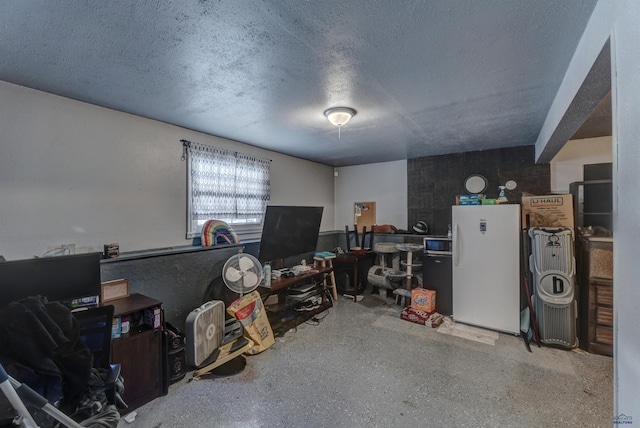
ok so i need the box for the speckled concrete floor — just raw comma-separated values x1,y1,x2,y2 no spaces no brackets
117,294,613,428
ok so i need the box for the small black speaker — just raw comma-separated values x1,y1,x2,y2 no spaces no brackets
168,350,186,382
165,322,185,351
163,321,187,387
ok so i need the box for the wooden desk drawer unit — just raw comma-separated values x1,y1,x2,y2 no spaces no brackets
577,236,613,357
595,325,613,345
587,277,613,356
110,293,165,411
595,283,613,306
596,305,613,326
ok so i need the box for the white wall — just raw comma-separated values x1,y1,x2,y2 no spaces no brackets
334,160,407,231
550,136,612,192
0,81,334,260
334,154,586,233
611,0,640,417
537,0,639,416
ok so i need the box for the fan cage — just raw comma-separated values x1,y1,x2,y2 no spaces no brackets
222,253,264,295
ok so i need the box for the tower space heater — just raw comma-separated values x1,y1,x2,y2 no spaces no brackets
528,227,577,349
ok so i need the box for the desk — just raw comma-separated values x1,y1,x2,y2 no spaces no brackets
258,266,333,336
259,266,333,294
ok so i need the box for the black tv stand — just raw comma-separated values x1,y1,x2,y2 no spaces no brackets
258,265,333,336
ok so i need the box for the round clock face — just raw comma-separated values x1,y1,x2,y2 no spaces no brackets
464,174,488,194
505,180,517,191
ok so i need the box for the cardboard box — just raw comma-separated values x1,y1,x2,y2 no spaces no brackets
521,194,574,229
144,306,161,329
455,194,483,205
111,317,121,339
400,307,443,328
411,288,436,312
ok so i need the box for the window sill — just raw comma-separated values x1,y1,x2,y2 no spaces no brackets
186,225,262,240
100,241,256,263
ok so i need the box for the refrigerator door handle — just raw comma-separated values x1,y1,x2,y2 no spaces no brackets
453,223,459,266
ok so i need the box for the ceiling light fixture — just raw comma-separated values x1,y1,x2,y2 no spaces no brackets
324,107,356,138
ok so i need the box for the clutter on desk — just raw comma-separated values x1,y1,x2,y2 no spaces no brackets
286,282,318,301
262,262,272,287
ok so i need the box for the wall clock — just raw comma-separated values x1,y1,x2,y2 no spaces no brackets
464,174,488,194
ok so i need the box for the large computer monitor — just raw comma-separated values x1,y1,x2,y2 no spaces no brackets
258,206,323,263
0,252,102,309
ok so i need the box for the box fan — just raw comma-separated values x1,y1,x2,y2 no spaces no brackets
185,300,225,368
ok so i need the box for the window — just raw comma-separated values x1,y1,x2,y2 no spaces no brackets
182,140,270,238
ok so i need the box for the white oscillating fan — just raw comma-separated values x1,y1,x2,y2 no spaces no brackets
222,253,263,296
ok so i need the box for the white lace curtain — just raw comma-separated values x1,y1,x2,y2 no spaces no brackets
185,141,270,223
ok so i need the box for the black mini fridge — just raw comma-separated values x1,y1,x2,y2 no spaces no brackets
422,252,452,316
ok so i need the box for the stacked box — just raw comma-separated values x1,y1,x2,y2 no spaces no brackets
400,307,443,327
411,288,436,312
144,306,161,329
111,317,121,339
456,195,482,205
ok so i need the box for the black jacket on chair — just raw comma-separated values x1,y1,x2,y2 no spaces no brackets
0,296,93,414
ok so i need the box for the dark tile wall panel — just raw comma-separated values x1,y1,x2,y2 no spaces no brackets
100,235,339,330
101,245,244,331
408,146,550,236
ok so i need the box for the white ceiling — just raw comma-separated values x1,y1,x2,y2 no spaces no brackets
0,1,599,167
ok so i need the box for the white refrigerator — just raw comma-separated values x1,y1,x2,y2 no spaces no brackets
452,204,521,334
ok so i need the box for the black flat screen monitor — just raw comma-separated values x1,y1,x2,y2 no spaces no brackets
258,206,323,263
0,252,102,309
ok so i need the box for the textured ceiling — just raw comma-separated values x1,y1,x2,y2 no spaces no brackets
0,1,599,167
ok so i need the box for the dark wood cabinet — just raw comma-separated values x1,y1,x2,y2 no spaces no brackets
110,293,165,410
577,237,613,356
422,253,452,316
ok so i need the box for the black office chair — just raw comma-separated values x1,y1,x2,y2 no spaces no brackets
71,305,122,407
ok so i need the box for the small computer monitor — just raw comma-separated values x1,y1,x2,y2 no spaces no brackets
0,252,102,309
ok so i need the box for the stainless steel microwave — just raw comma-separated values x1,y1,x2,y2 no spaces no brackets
423,236,452,255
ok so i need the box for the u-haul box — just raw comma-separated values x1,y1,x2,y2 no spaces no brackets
521,194,573,229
